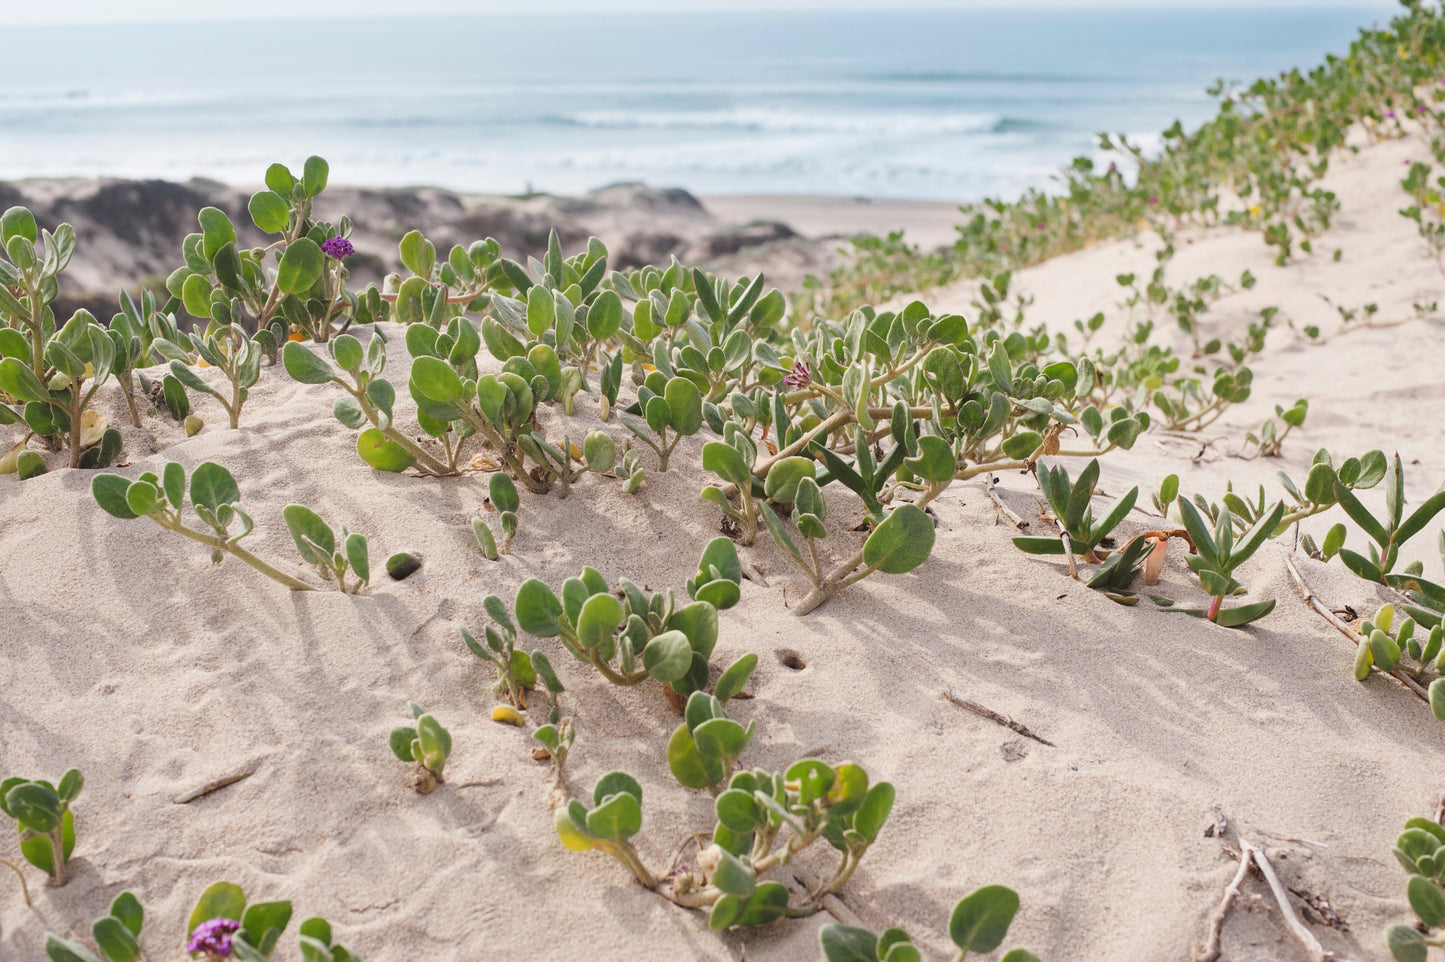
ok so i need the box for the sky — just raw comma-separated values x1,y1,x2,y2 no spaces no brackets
10,0,1401,25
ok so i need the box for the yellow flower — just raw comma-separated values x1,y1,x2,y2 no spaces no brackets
1249,205,1261,217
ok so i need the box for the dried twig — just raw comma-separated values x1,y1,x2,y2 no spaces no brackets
174,768,255,804
1243,839,1329,962
1283,554,1430,701
0,856,31,906
1195,846,1252,962
742,560,770,588
1061,530,1078,579
985,475,1028,530
941,691,1055,747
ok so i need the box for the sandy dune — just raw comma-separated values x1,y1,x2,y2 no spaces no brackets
2,130,1443,962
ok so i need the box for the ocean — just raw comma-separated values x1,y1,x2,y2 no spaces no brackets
0,7,1390,202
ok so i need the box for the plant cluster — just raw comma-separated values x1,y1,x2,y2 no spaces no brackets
1,769,82,887
1387,816,1445,960
45,881,365,962
91,461,370,592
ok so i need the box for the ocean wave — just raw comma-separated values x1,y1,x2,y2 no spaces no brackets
553,107,1007,137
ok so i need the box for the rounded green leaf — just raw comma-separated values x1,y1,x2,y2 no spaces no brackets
693,717,750,760
416,714,451,772
642,630,694,683
91,915,140,962
0,356,51,404
715,788,759,832
714,654,757,704
489,471,520,514
664,377,702,436
586,791,641,841
702,441,749,487
356,428,416,472
44,935,103,962
1385,924,1428,962
2,206,38,244
188,881,248,935
818,925,881,962
906,434,956,484
515,578,564,638
124,480,160,517
93,474,141,520
1000,431,1043,459
695,579,740,611
1430,677,1445,721
949,885,1019,955
786,758,835,805
283,504,336,565
583,431,617,473
667,723,722,790
283,342,335,384
577,593,624,650
189,462,240,513
277,239,324,295
389,726,417,761
863,504,935,574
555,806,596,851
248,190,291,234
711,849,757,898
5,782,61,833
587,289,624,339
1407,875,1445,927
764,456,815,503
302,156,330,197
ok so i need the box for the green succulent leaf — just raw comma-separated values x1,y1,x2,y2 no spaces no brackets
949,885,1019,955
277,239,324,295
642,630,694,683
863,504,935,574
188,881,248,935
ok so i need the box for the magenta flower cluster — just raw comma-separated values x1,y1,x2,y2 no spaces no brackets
321,236,354,260
187,918,241,959
783,360,811,389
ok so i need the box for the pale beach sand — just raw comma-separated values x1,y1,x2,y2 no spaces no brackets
1,129,1443,962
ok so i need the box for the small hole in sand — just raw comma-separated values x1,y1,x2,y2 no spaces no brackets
777,649,807,671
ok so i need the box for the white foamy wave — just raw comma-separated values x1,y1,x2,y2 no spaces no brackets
557,107,1005,138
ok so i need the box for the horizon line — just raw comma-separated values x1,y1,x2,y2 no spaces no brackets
8,2,1400,28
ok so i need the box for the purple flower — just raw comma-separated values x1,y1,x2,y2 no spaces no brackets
1386,109,1396,119
187,918,241,959
1147,196,1158,206
783,360,810,389
1419,105,1429,114
320,236,354,260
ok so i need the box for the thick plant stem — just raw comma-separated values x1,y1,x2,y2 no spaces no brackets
121,375,142,427
48,830,65,886
163,519,315,591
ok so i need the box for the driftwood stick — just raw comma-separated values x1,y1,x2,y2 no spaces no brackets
942,690,1055,747
1195,846,1252,962
1243,839,1329,962
1283,554,1430,701
174,768,255,804
985,475,1028,530
791,866,863,927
